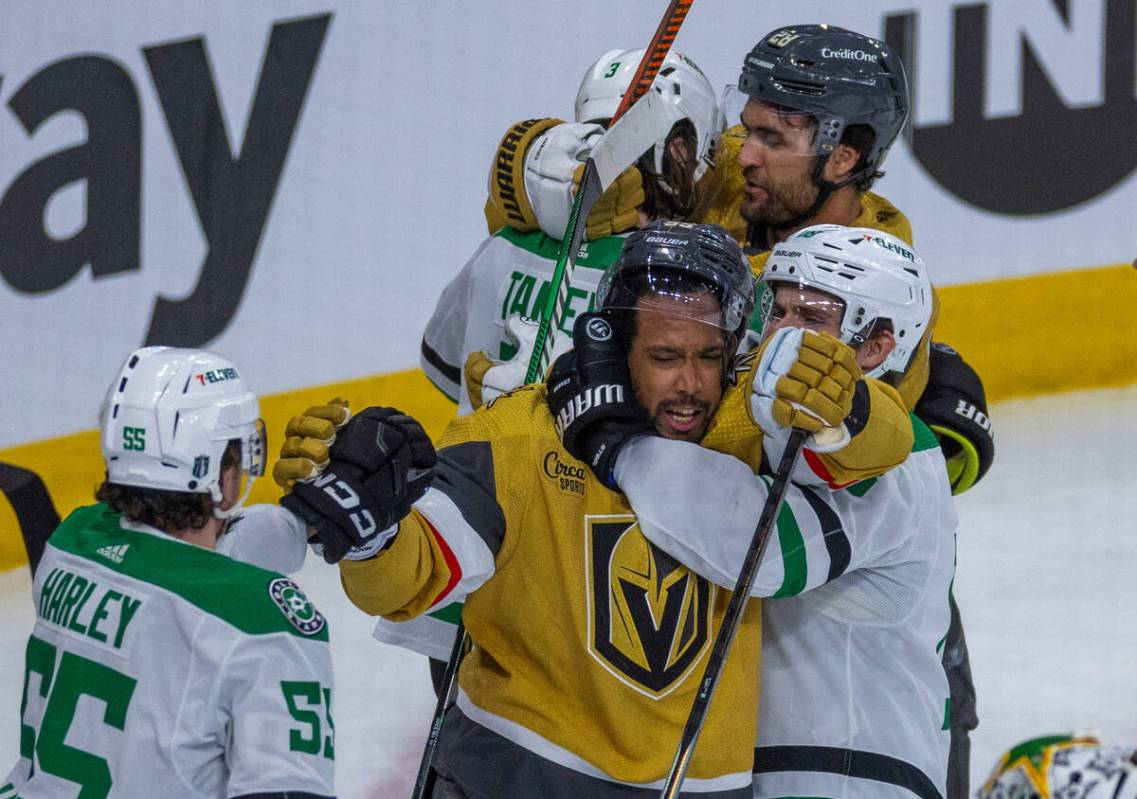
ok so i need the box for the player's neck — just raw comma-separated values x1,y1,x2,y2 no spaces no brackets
167,518,223,550
769,187,863,244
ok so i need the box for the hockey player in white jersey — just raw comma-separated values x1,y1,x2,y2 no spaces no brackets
419,46,724,414
3,347,336,799
548,225,956,798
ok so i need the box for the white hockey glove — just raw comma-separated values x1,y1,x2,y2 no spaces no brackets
525,122,605,240
750,327,861,453
523,123,646,242
464,315,572,410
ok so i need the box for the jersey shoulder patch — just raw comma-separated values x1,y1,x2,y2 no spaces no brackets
267,577,327,636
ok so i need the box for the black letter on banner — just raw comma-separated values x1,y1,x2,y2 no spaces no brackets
142,13,331,346
0,57,142,292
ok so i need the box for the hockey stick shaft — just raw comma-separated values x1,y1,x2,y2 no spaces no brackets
659,428,809,798
412,6,695,798
525,0,694,385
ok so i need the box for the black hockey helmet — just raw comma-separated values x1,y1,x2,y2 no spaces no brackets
597,220,755,341
738,24,909,181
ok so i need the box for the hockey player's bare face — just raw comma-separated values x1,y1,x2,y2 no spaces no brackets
764,285,845,339
737,100,821,227
627,293,725,443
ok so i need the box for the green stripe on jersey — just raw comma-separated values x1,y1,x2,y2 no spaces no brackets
47,504,328,642
764,477,807,598
846,478,877,497
495,227,626,269
911,414,940,452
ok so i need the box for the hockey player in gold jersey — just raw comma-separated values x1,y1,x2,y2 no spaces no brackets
278,222,919,798
478,27,992,796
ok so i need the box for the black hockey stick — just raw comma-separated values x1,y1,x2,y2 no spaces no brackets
659,428,809,798
411,5,695,798
0,462,61,576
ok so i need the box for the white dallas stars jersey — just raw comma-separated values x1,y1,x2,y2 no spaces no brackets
393,226,626,660
3,504,334,799
419,226,625,412
616,418,956,799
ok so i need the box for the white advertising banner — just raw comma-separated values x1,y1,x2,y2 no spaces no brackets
1,0,1133,447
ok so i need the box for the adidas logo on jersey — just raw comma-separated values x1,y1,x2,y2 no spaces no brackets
96,544,130,564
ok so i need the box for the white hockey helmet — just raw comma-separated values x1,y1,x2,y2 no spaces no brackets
100,347,266,518
575,48,724,183
761,225,933,378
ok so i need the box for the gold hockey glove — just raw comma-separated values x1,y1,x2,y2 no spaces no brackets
273,398,352,491
576,162,644,240
773,331,861,432
485,117,565,234
750,328,861,443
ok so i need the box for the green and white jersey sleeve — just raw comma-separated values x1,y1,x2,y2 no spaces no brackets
615,419,957,799
5,504,335,799
418,227,625,410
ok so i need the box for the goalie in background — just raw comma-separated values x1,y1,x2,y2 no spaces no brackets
4,346,336,799
978,733,1137,798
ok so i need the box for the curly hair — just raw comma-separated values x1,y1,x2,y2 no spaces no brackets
96,440,240,531
638,119,704,221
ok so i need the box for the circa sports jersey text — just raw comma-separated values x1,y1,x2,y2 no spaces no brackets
543,451,586,496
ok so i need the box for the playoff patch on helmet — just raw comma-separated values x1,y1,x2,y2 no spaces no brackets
269,577,326,635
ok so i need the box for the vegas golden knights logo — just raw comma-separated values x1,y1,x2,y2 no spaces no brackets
586,517,713,698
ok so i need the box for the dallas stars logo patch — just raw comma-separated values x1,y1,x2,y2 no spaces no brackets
269,578,325,636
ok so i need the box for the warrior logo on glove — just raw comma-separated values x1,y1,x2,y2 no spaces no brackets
585,315,613,342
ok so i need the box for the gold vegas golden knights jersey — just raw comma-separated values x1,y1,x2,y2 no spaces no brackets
342,384,763,796
339,363,913,796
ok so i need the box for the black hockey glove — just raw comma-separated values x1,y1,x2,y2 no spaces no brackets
546,311,654,490
915,343,994,495
282,407,436,563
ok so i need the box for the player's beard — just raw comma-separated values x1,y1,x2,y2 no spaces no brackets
739,164,821,230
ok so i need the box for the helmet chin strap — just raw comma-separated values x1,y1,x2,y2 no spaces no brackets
771,157,841,237
749,158,864,250
210,475,254,521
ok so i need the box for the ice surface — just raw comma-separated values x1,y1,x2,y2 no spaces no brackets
1,385,1134,797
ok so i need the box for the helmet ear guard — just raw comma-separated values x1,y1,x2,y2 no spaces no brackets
100,346,265,518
